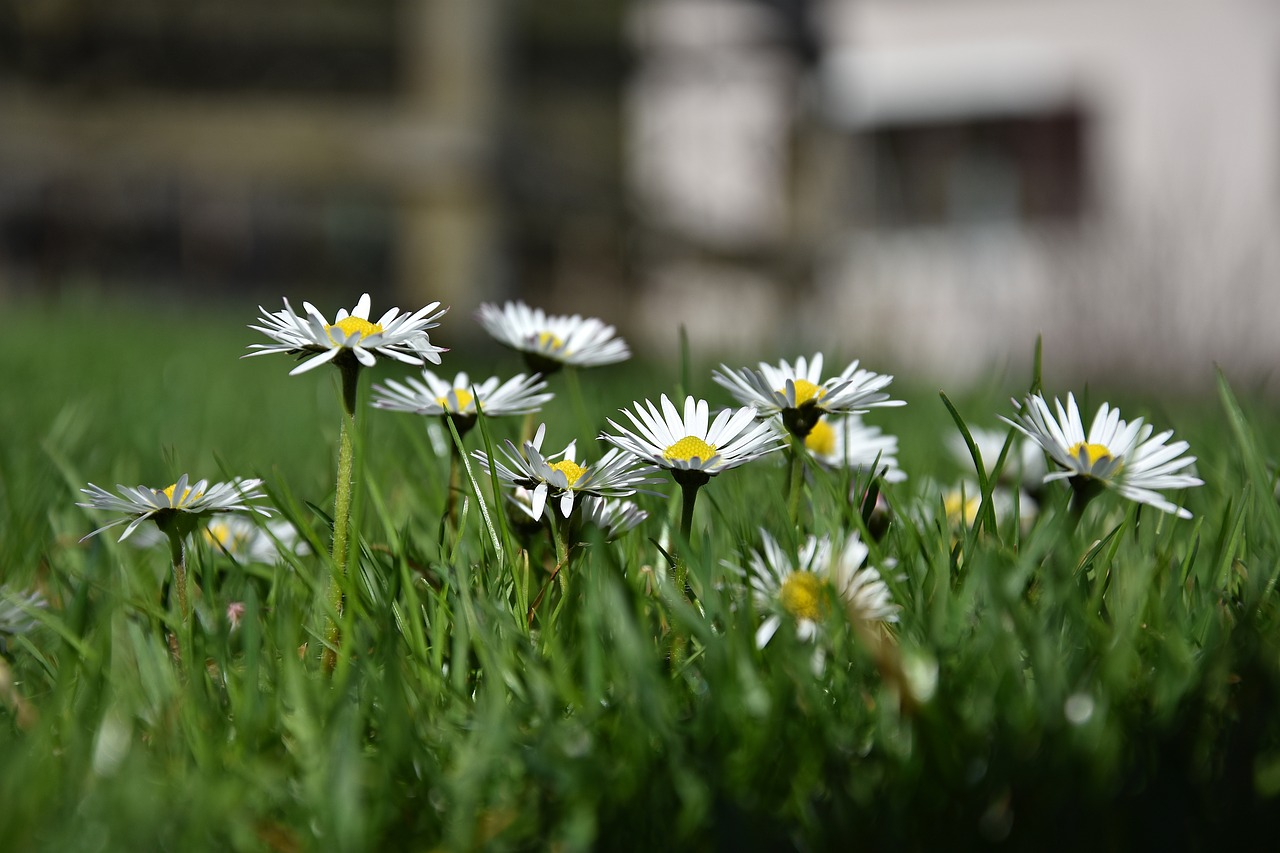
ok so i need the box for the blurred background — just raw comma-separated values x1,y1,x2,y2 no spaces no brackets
2,0,1279,391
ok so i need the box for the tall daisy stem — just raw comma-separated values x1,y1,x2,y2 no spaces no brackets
786,437,805,528
323,358,361,672
564,367,591,440
165,528,190,624
669,480,701,672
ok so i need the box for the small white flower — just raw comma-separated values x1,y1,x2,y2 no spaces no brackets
203,517,310,564
1002,393,1203,518
78,474,273,542
733,529,898,649
580,496,649,540
947,426,1046,492
475,425,656,519
0,587,46,638
600,395,784,485
475,300,629,372
713,353,904,437
798,415,907,483
371,370,551,421
245,293,447,375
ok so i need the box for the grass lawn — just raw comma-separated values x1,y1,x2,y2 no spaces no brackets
2,293,1280,850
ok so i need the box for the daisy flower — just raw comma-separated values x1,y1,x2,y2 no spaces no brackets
0,586,46,640
1002,393,1203,518
713,353,904,439
799,414,907,483
475,424,656,519
580,496,649,540
600,395,783,488
475,300,629,373
947,426,1046,493
129,517,310,565
737,529,898,650
78,474,273,542
371,370,552,435
245,292,447,376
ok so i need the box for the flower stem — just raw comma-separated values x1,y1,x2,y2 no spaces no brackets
165,528,190,624
786,436,805,528
669,480,702,672
323,358,361,673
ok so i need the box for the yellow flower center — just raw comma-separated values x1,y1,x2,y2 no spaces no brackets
204,521,231,547
1068,441,1118,472
780,572,825,621
782,379,826,407
944,492,981,526
664,436,717,463
327,315,383,343
162,483,204,507
436,388,474,413
537,331,565,350
804,420,837,456
549,460,587,486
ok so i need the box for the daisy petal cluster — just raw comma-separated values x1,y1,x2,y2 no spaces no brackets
372,370,551,418
600,395,784,486
713,353,904,438
476,300,629,373
1003,393,1203,518
78,474,273,542
947,426,1047,493
580,496,649,540
246,293,447,375
0,586,46,639
735,529,898,649
799,415,907,483
476,425,656,519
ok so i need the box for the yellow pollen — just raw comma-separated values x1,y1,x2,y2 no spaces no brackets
327,315,383,343
549,460,587,486
436,388,474,413
664,436,717,463
1068,441,1117,471
782,379,826,407
537,330,565,350
780,572,825,621
204,522,231,547
804,420,837,456
162,483,204,506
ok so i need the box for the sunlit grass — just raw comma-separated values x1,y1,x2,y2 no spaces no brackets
2,296,1280,849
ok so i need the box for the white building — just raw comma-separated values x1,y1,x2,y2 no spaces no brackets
626,0,1280,390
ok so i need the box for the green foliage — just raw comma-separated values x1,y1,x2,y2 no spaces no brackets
3,299,1280,850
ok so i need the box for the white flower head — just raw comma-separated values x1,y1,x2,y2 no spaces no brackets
947,426,1047,492
733,529,898,649
600,395,784,487
0,586,46,638
372,370,551,418
245,293,447,375
1002,393,1203,518
78,475,273,542
475,424,656,519
580,496,649,540
798,414,907,483
203,517,310,564
713,353,904,438
475,300,629,373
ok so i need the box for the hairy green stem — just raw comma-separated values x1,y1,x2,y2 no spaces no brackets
323,358,361,673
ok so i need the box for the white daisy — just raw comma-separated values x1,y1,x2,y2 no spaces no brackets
203,517,310,565
475,300,629,373
580,496,649,540
712,353,904,438
799,415,907,483
1002,393,1203,518
78,474,273,542
600,395,784,487
371,369,552,437
0,586,46,639
245,292,447,375
920,480,1037,531
475,424,656,519
947,426,1046,492
736,529,898,649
